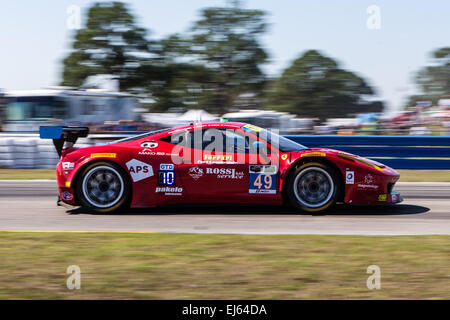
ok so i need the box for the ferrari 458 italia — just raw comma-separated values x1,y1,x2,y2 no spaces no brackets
40,122,402,214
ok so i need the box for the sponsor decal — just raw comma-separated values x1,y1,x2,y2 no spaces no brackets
249,165,277,174
138,148,153,155
378,194,387,202
358,184,379,190
301,152,326,157
126,159,154,182
392,193,398,203
158,164,175,186
249,165,277,194
364,174,374,184
61,191,73,201
357,174,379,190
160,163,174,171
205,167,244,179
203,154,233,162
189,166,204,180
139,149,176,157
155,186,183,196
281,154,288,161
90,153,116,159
62,162,75,170
345,171,354,184
197,160,237,164
65,181,71,188
141,141,158,148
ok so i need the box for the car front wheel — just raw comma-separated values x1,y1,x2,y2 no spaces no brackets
287,161,340,213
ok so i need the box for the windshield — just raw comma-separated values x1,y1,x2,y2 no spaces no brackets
5,96,67,121
241,124,308,152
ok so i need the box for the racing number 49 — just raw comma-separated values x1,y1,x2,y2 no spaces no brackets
253,174,273,190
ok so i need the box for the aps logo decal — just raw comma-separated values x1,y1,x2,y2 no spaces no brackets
126,159,154,182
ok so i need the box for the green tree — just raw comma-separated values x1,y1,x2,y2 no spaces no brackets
408,47,450,107
416,47,450,96
158,0,269,114
268,50,381,119
61,1,154,91
145,35,216,112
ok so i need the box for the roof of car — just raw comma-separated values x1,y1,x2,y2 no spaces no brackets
166,121,247,133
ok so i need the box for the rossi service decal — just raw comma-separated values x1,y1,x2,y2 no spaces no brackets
126,159,154,182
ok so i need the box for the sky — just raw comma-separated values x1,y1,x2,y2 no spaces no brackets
0,0,449,114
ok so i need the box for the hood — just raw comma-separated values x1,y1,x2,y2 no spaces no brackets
295,148,398,174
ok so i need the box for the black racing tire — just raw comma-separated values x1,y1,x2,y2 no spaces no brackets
76,161,131,214
286,161,340,213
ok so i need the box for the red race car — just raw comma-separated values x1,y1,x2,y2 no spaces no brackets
40,122,402,214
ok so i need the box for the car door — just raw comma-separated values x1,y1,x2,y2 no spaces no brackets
237,127,280,197
170,127,248,202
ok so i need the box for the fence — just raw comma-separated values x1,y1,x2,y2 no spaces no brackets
286,135,450,170
0,135,94,169
1,134,450,169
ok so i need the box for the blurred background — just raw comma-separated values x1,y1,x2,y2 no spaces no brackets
0,0,449,135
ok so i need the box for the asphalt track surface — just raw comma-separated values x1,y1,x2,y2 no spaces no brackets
0,181,449,235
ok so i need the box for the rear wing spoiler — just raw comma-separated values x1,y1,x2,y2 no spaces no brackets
39,126,89,156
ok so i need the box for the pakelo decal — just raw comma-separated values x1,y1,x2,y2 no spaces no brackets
126,159,154,182
155,186,183,196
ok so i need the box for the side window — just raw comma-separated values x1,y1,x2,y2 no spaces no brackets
223,129,248,154
158,130,189,148
240,130,272,155
159,128,228,151
158,128,271,155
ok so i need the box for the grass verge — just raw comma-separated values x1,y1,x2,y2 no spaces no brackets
0,169,55,180
397,170,450,182
0,232,448,299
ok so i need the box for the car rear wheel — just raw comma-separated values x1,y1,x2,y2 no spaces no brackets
76,161,130,213
287,161,340,213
